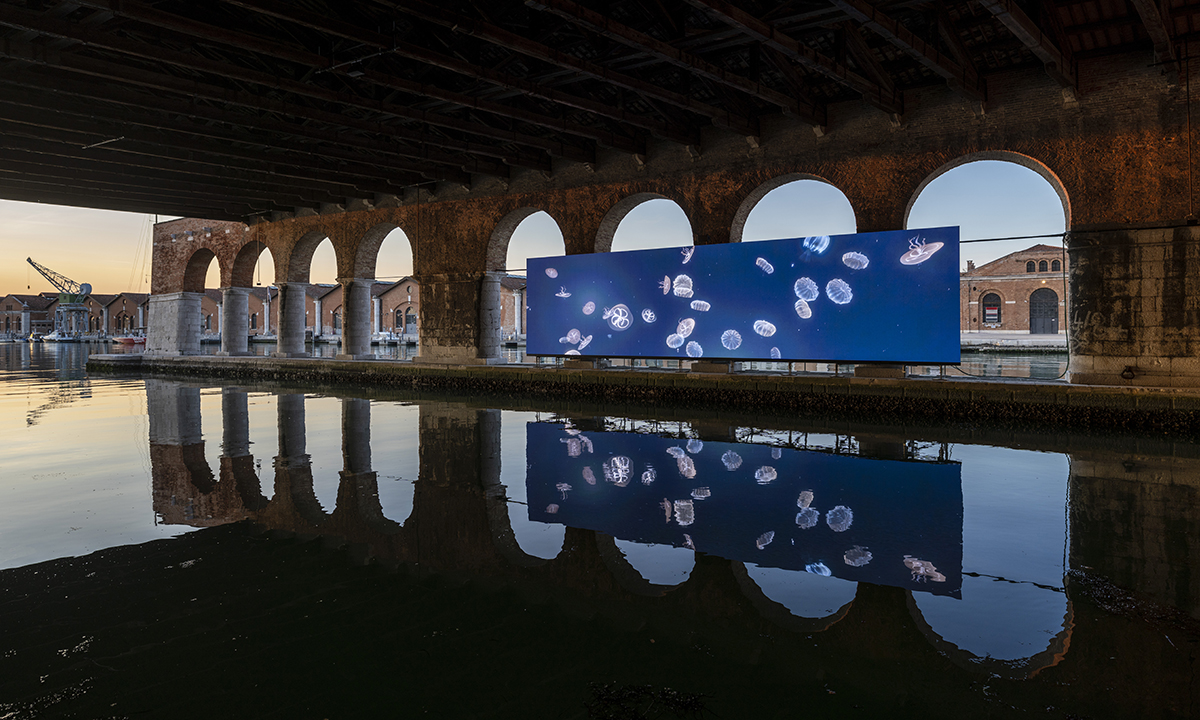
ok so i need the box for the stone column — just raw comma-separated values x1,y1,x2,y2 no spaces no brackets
336,278,373,360
313,297,323,338
272,282,309,357
372,297,381,335
414,273,506,365
21,309,30,336
101,306,110,337
218,287,251,356
145,291,204,355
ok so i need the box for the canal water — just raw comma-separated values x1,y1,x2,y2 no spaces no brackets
1,342,1196,718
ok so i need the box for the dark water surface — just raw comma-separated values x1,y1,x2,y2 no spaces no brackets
1,342,1197,718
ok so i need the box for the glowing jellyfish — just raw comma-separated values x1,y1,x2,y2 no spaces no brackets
672,274,694,298
793,277,819,302
826,505,853,532
609,456,632,485
825,279,853,305
805,562,832,576
556,482,572,499
756,531,775,550
660,276,672,294
566,328,581,344
546,503,559,514
545,268,558,278
641,308,656,323
641,467,656,485
756,257,774,274
559,336,571,344
582,467,596,485
796,490,814,508
603,304,633,331
555,287,571,298
674,499,695,526
794,299,812,319
578,334,593,351
795,507,819,529
770,347,781,360
690,300,711,312
666,446,687,459
803,235,830,254
686,439,704,454
666,333,685,349
565,349,581,356
900,236,944,265
771,447,782,460
582,301,596,315
685,341,703,358
677,318,695,338
842,251,869,270
754,466,777,484
721,450,743,470
681,247,694,264
721,330,742,350
691,487,711,500
904,555,947,582
844,546,873,567
753,320,776,338
676,455,697,478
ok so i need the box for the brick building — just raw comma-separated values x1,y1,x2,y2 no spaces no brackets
1,294,54,337
105,293,149,334
376,278,419,337
200,287,279,335
960,245,1068,334
499,276,526,342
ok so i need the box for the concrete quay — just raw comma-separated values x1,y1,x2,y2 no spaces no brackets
961,332,1067,352
89,353,1200,435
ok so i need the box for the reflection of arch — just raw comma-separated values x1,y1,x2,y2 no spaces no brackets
732,563,855,632
487,207,547,271
730,173,853,243
484,474,555,568
594,533,689,596
596,192,690,253
906,591,1074,679
286,230,336,283
230,240,273,288
182,248,218,293
904,151,1072,228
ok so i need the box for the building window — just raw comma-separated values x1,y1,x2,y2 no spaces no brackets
1051,259,1061,272
1038,260,1048,272
250,313,258,330
1025,261,1035,273
982,293,1001,324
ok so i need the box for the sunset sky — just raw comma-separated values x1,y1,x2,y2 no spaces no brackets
1,160,1066,295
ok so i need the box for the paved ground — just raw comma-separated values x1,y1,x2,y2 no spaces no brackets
961,331,1066,349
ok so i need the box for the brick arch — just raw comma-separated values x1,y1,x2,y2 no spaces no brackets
595,191,692,254
284,229,339,284
181,247,219,293
353,221,413,280
729,172,856,243
230,238,273,289
903,150,1072,229
486,206,553,271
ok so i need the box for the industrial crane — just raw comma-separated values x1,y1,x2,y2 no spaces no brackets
26,257,93,340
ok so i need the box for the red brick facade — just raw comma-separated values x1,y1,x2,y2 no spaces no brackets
960,245,1068,333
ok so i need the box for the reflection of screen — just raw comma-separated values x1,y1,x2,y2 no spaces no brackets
526,422,964,597
526,227,960,363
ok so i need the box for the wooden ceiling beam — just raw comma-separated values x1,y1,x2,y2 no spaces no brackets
976,0,1076,88
1127,0,1176,64
0,177,259,220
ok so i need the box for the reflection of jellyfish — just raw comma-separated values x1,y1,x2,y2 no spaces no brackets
826,505,853,532
796,490,814,508
561,437,584,457
770,347,781,360
793,277,819,302
721,450,742,470
666,333,684,349
691,487,710,500
661,499,672,522
582,467,596,485
578,334,593,351
674,499,695,526
690,300,710,312
683,534,695,550
556,482,572,499
721,330,742,350
756,531,775,550
566,328,581,344
641,467,656,485
795,507,819,529
606,456,632,486
794,299,812,319
904,555,947,582
825,279,852,305
660,276,672,294
681,247,694,264
685,341,703,358
603,304,633,331
771,447,782,460
844,546,873,567
677,318,695,338
900,237,944,266
842,252,869,269
546,504,559,514
555,287,571,298
666,446,686,459
755,257,774,274
545,268,558,278
803,236,830,254
672,274,694,298
676,455,697,478
754,466,777,484
582,301,596,315
686,439,703,454
753,320,776,337
641,308,656,323
805,562,831,576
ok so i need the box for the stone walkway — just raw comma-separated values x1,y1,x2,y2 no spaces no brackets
961,331,1066,350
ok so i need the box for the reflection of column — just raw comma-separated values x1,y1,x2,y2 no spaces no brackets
272,392,327,526
145,292,204,355
146,380,225,525
218,287,251,356
273,282,308,357
220,387,268,511
342,398,372,474
337,278,373,359
277,392,307,465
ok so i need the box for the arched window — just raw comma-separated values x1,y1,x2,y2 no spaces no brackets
982,293,1002,324
1025,261,1036,273
1051,259,1061,272
1038,260,1048,272
394,308,403,330
250,313,257,330
332,310,341,331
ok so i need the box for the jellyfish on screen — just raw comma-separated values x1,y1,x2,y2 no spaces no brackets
582,301,595,315
565,349,581,356
555,287,571,298
545,268,558,278
825,279,853,305
721,330,742,350
681,247,694,264
802,236,830,254
685,341,703,358
566,328,581,344
673,274,694,298
641,308,656,323
755,257,774,274
603,304,633,331
826,505,853,532
677,318,695,338
794,299,812,319
900,236,944,265
842,252,869,270
666,333,684,349
578,334,593,351
753,320,776,338
690,300,710,312
660,276,672,294
770,347,781,359
794,277,819,302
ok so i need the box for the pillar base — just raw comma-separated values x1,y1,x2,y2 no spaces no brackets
689,360,738,373
1068,354,1200,388
564,358,610,369
854,364,906,379
270,352,311,359
215,351,254,357
414,344,506,365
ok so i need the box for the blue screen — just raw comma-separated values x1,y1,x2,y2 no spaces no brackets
526,422,964,596
526,227,960,363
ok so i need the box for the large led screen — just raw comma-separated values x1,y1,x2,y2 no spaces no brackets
526,227,960,364
526,422,964,597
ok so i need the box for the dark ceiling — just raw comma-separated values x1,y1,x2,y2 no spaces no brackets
0,0,1189,220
